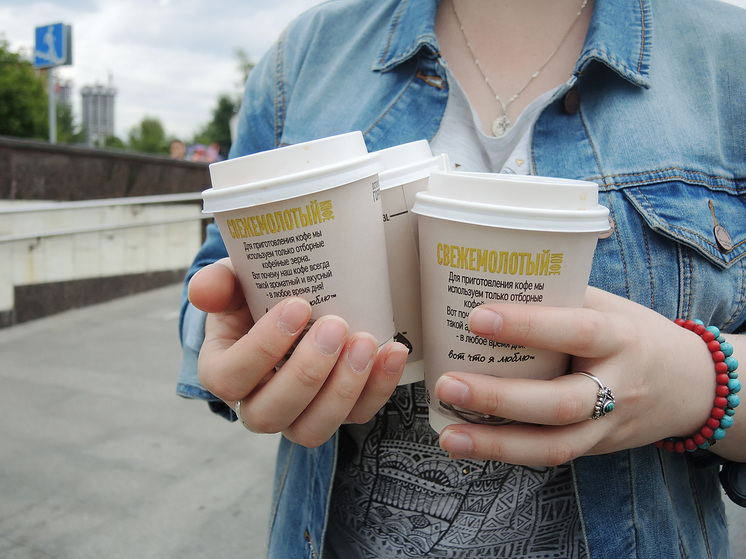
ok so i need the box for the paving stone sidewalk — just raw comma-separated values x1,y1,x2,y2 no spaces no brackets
0,284,278,559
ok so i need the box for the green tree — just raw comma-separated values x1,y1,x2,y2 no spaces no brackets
0,37,48,139
104,135,126,149
56,102,86,144
191,48,255,151
234,47,255,89
128,116,169,154
192,94,237,149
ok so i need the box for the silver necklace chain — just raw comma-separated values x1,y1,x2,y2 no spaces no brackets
452,0,588,137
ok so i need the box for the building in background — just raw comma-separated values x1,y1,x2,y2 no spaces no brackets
81,83,116,146
55,79,73,109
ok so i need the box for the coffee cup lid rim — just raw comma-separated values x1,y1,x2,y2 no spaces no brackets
379,154,449,190
430,169,594,188
202,153,380,213
412,192,610,233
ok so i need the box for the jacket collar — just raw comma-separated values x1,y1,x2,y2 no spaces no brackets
373,0,652,89
579,0,653,88
373,0,441,71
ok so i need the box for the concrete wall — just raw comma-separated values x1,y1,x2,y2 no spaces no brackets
0,137,211,327
0,136,210,201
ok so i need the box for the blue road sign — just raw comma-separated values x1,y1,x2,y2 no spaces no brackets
34,23,72,69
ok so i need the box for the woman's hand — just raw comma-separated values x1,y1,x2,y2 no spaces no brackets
189,258,409,447
437,286,746,465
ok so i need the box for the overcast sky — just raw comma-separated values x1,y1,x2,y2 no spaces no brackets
1,0,324,140
2,0,745,142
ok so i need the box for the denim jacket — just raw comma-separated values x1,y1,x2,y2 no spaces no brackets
178,0,746,556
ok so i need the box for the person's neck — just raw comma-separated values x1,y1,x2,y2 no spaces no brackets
435,0,593,136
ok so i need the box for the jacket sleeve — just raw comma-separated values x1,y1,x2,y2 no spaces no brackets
176,37,284,418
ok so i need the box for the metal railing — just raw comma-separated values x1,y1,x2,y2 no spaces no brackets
0,192,212,244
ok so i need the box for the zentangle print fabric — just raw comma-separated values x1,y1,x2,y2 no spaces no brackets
325,383,586,559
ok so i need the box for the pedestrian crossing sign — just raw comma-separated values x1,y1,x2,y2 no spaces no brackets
34,23,72,69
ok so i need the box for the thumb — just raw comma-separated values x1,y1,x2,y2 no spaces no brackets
188,258,246,313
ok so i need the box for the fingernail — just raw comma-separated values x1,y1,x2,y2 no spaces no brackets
346,336,377,373
436,375,470,407
384,344,409,375
314,318,348,356
440,429,473,457
278,299,311,335
469,307,502,336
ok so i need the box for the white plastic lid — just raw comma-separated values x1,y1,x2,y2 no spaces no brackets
202,131,381,213
376,139,432,171
375,141,451,191
412,170,610,233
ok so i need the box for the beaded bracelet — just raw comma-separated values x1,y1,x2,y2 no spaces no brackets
655,319,740,453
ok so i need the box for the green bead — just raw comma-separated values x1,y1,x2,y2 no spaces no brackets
727,394,740,408
713,428,726,440
604,402,615,413
706,325,721,338
728,379,741,393
725,356,739,372
720,342,734,357
720,415,734,429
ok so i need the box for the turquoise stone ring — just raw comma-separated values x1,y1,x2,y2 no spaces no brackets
572,371,616,420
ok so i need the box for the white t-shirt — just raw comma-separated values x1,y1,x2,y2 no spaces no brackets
430,70,557,175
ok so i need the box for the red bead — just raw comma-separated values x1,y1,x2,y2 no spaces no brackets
654,440,664,448
662,318,734,455
701,331,716,343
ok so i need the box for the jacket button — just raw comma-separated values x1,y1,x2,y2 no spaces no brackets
564,88,581,114
714,225,734,252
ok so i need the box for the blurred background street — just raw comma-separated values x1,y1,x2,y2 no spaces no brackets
0,284,279,558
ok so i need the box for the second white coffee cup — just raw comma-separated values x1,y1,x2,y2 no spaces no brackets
376,140,450,384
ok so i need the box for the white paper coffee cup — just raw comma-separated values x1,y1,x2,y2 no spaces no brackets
412,171,610,432
376,140,450,384
202,131,395,347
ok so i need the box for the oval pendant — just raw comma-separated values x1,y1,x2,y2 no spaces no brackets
492,114,511,137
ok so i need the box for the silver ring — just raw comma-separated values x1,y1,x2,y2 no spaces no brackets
234,399,254,431
572,371,616,420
